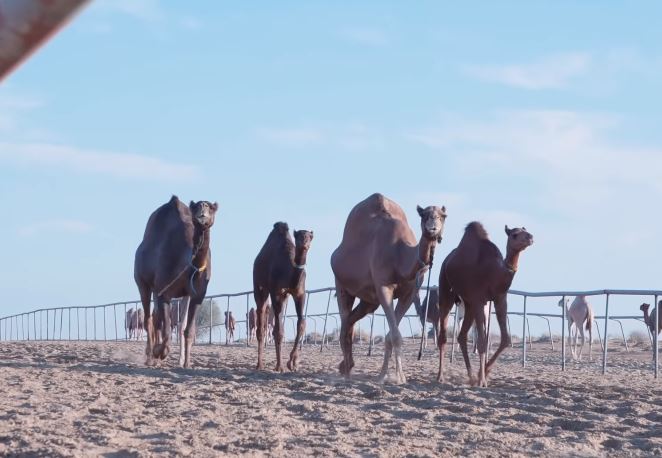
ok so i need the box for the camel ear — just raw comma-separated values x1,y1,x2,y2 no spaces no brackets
505,225,512,236
310,231,314,239
189,200,195,209
211,202,218,212
417,205,425,217
441,206,447,214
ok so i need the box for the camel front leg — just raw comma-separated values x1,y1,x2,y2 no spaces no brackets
456,305,475,385
376,286,406,384
271,294,285,373
485,296,511,376
181,299,200,368
178,297,190,367
435,284,455,383
254,290,268,370
287,292,306,371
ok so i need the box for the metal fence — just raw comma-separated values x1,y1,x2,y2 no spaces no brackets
0,287,659,378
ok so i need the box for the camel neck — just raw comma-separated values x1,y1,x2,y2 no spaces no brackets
293,249,308,268
406,237,436,281
642,308,651,327
192,227,210,267
504,248,521,274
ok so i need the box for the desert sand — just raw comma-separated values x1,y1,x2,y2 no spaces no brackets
1,338,661,457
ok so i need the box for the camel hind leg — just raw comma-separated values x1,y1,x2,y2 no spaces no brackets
435,281,455,383
456,304,476,385
178,297,190,367
471,302,489,387
270,293,286,373
253,288,269,370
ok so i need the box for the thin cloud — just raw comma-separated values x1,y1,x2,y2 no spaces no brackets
0,93,42,131
339,27,388,47
257,127,324,147
464,53,591,90
0,142,200,181
18,219,93,237
408,109,662,211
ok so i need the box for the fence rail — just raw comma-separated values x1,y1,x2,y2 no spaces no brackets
1,287,659,378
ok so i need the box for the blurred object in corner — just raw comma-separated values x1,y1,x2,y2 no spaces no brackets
0,0,90,83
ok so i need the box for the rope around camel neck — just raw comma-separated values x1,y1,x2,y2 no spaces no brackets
156,234,206,297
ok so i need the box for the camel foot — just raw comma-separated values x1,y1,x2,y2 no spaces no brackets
287,357,298,372
436,372,444,383
274,364,284,373
256,363,264,371
468,376,478,386
152,343,170,360
338,359,354,376
145,356,156,367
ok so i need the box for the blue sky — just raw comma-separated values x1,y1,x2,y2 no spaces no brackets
1,1,662,329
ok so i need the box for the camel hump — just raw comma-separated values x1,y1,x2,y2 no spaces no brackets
363,193,406,220
169,195,180,205
272,221,290,233
463,221,490,240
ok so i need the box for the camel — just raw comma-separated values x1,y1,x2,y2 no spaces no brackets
134,195,218,367
436,222,533,387
266,302,275,344
253,222,314,372
135,308,145,340
331,193,447,384
558,296,594,361
247,307,257,343
126,308,136,339
224,311,236,343
640,302,662,356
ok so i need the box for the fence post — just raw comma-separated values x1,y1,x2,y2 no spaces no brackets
225,296,231,345
561,295,566,371
246,294,250,348
209,299,214,345
522,296,527,367
113,304,118,341
602,293,610,375
655,294,659,379
367,314,375,356
320,289,332,352
77,308,80,341
451,309,459,363
301,292,310,348
46,310,49,340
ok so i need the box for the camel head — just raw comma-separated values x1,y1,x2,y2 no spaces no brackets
505,226,533,252
293,229,314,266
416,205,447,243
190,200,218,229
557,298,569,308
640,303,651,313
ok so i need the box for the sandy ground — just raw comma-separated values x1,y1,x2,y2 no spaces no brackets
1,338,661,457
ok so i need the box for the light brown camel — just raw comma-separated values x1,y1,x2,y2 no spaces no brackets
247,307,257,343
253,222,314,372
224,311,236,343
437,222,533,387
134,195,218,367
558,296,594,361
126,308,136,339
331,193,447,384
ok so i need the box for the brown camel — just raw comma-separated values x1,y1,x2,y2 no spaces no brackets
640,302,662,355
134,195,218,367
436,222,533,387
253,222,314,371
247,307,257,343
224,311,236,343
331,193,447,384
126,308,136,339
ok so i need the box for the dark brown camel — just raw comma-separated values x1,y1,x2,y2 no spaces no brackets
253,222,314,371
331,193,447,384
247,307,257,343
134,195,218,367
640,302,662,355
436,222,533,387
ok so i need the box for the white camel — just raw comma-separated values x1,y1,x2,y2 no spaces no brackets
558,296,594,361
